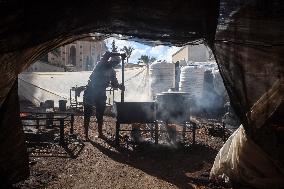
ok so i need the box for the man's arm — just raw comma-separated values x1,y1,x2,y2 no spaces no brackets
75,86,87,97
110,69,124,90
98,52,125,66
100,51,112,63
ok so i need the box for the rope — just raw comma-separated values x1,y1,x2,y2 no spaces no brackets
19,82,42,103
19,67,148,104
125,67,146,83
137,70,147,90
18,78,69,100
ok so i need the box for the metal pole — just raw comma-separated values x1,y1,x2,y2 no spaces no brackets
75,85,78,109
70,114,74,135
69,89,72,107
109,89,111,105
115,121,120,146
59,118,65,145
112,88,115,104
121,57,125,102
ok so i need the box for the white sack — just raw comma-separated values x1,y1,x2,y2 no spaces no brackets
210,125,284,189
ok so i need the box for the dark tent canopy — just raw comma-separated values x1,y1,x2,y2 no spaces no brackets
0,0,283,186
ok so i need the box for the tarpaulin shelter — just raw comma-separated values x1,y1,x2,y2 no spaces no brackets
0,0,283,187
18,68,149,107
210,1,284,187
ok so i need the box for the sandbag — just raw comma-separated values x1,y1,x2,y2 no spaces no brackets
210,125,284,189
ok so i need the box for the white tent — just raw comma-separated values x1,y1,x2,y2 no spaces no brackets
18,67,150,107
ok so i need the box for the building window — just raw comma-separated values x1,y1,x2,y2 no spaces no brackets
80,59,82,61
62,58,65,61
80,52,82,55
80,45,82,48
70,46,76,66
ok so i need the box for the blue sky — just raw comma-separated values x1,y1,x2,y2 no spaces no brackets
105,37,180,64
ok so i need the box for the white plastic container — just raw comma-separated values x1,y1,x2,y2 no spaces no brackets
179,65,205,100
149,61,175,99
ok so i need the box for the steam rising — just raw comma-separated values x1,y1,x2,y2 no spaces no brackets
111,67,151,102
18,61,227,115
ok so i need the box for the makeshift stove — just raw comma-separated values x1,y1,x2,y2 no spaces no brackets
113,101,158,145
114,92,196,145
156,92,196,144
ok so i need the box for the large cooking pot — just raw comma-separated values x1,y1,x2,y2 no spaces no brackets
114,101,156,123
156,92,190,123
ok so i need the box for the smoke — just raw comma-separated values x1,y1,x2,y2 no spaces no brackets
178,63,228,117
198,69,225,115
124,68,151,102
113,63,228,144
111,67,151,102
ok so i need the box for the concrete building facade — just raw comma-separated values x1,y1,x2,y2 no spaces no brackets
172,44,214,65
48,38,107,71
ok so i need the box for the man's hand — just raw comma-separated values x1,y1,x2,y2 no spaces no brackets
75,86,86,97
120,53,127,60
109,52,126,60
119,84,125,91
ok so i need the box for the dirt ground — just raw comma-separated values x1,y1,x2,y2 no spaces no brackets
15,116,232,189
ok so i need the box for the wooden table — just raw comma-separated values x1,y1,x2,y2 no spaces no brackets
20,111,74,145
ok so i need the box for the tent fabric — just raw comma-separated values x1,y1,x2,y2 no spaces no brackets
0,0,283,185
0,80,29,184
211,0,284,186
18,67,150,107
214,0,284,133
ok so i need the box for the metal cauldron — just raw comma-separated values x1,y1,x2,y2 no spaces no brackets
114,101,156,123
156,92,190,123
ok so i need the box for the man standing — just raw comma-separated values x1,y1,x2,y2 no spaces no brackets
83,51,125,139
